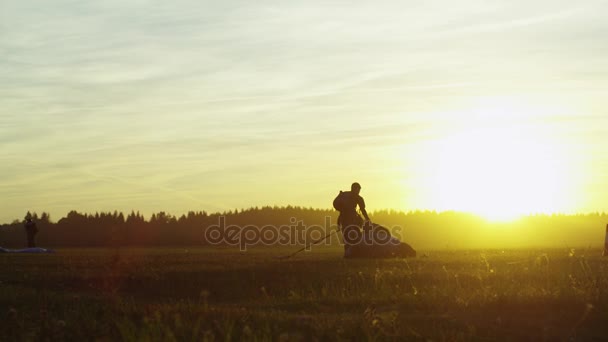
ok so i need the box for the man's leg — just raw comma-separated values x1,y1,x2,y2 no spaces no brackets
342,223,362,258
27,231,35,248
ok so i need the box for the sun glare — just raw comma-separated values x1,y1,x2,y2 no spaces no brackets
413,97,581,222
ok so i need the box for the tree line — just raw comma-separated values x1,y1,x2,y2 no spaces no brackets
1,207,607,249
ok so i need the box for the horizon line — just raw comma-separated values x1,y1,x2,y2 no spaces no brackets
5,206,608,225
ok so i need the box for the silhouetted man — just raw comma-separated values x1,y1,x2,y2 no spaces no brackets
24,218,38,248
337,182,371,255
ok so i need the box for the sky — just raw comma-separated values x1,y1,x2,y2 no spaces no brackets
1,0,608,223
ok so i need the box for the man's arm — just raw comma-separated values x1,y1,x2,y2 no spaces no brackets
359,197,371,221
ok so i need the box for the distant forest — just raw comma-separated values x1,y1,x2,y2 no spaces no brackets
1,207,607,249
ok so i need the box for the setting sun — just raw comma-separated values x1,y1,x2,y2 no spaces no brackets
410,97,584,221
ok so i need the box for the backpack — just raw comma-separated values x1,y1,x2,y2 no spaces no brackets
333,191,348,212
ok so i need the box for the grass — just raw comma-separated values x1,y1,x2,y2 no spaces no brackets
1,246,607,341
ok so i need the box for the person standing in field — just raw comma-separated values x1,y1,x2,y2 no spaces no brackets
334,182,371,255
24,218,38,248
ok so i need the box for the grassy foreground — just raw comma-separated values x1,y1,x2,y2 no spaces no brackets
1,247,607,341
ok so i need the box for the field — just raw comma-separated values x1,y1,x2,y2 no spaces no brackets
1,247,607,341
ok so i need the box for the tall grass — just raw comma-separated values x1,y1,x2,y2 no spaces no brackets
0,247,606,341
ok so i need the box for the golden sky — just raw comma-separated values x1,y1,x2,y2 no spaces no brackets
1,0,607,222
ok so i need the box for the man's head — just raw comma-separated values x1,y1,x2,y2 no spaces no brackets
351,182,361,195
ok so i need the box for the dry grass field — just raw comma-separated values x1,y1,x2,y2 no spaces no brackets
1,247,607,341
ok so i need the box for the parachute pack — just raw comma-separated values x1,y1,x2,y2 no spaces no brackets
333,191,348,212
